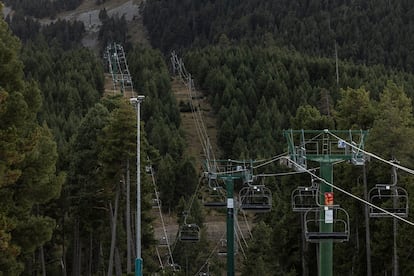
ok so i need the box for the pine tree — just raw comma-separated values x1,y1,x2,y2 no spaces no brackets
0,15,63,273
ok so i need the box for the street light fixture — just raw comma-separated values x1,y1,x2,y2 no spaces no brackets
130,95,145,276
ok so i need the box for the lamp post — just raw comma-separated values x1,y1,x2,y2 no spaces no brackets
130,95,145,276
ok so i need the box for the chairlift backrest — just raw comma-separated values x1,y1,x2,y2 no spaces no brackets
202,186,226,208
217,239,227,256
291,186,319,212
152,198,161,208
159,236,168,246
179,223,201,242
239,186,272,213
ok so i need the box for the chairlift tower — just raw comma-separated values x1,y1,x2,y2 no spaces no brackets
284,129,368,276
204,160,256,276
104,42,135,97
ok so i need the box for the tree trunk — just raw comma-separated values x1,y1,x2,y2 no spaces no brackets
88,232,93,276
115,246,123,276
107,185,120,276
62,213,67,276
72,218,81,276
40,245,46,276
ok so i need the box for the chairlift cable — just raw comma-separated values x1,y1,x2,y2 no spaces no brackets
235,214,249,249
148,159,176,266
235,230,247,259
328,130,414,175
241,210,253,238
256,160,346,178
193,232,226,276
185,175,204,216
252,153,288,169
155,246,164,270
256,171,307,177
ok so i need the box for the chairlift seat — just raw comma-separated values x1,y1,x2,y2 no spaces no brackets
240,203,272,212
304,207,350,243
203,201,227,208
306,232,349,242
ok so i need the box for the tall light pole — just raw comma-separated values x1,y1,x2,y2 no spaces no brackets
130,95,145,276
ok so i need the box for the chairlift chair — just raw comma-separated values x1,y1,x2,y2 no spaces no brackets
239,185,272,213
179,223,201,242
304,206,350,243
198,262,211,276
158,236,168,247
369,184,409,218
165,262,181,272
161,255,181,273
217,239,227,257
152,198,161,209
202,186,226,208
291,186,319,212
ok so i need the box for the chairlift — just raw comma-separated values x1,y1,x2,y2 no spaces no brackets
202,186,226,208
152,198,161,209
369,184,409,218
179,223,200,242
198,262,211,276
158,236,168,247
304,206,350,243
239,185,272,213
291,176,320,212
217,239,227,257
164,262,181,272
291,186,319,212
369,165,409,218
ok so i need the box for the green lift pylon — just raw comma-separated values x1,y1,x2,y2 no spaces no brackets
224,177,235,276
205,160,255,276
284,129,367,276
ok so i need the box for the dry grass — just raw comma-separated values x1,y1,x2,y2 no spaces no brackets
171,78,220,171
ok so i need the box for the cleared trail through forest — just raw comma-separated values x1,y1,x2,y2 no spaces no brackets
171,77,219,170
149,77,255,259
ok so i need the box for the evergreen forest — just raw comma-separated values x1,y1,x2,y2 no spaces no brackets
1,0,414,275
